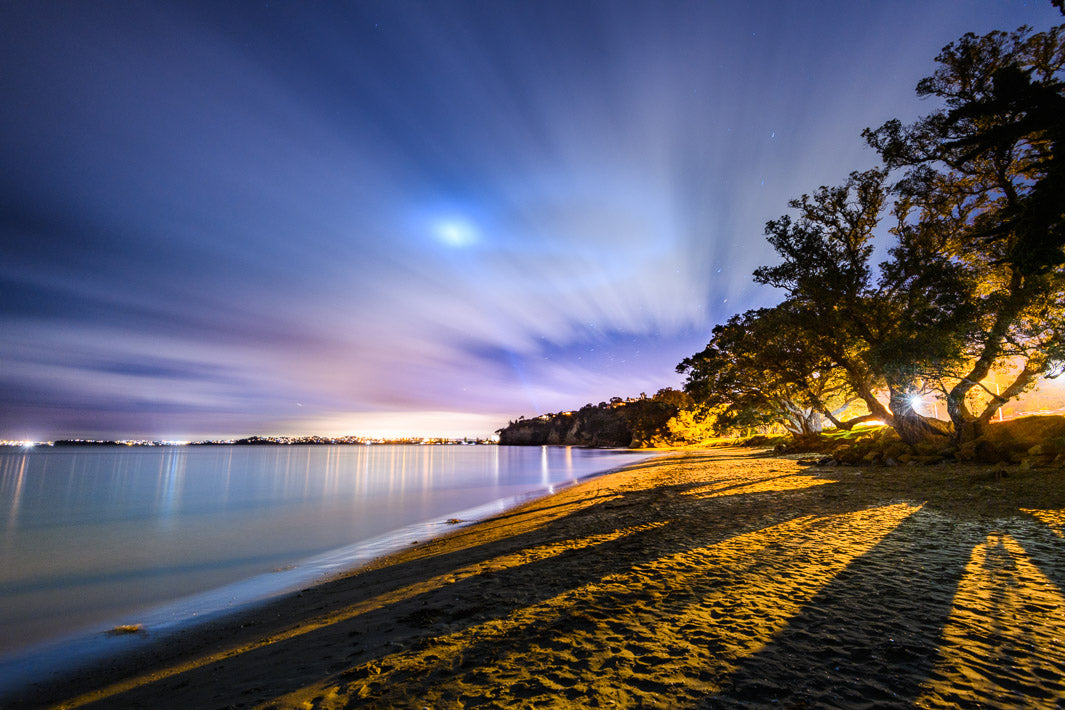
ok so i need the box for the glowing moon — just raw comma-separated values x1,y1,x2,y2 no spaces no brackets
433,219,478,248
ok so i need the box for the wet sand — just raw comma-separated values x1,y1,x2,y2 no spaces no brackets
6,448,1065,709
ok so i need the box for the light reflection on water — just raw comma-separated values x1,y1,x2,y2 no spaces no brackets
0,445,645,663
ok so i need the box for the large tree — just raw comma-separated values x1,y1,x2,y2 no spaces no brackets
683,24,1065,446
678,304,858,438
750,169,969,444
864,23,1065,441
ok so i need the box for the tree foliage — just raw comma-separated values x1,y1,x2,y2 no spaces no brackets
496,388,694,447
865,23,1065,440
677,305,854,437
683,23,1065,445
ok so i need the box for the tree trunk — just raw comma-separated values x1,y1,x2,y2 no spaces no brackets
781,400,824,437
820,409,878,431
946,389,980,443
889,392,946,445
951,414,983,444
801,410,824,436
949,358,1045,444
946,270,1028,440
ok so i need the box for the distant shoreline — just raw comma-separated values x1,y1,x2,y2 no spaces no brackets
0,438,500,448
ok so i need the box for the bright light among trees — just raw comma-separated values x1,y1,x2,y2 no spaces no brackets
680,22,1065,446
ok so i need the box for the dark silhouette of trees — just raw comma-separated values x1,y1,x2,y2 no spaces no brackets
623,388,693,444
496,389,692,447
677,305,857,438
761,169,980,443
683,23,1065,446
865,24,1065,441
682,170,970,444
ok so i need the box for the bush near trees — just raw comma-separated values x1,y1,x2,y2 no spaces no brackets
680,22,1065,447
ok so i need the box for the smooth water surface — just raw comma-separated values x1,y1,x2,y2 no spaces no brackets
0,445,645,666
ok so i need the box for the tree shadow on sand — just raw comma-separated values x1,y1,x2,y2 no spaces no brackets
704,465,1065,708
10,451,1065,709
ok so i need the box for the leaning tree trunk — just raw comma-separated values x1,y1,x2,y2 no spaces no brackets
948,399,982,444
889,392,948,445
799,410,824,437
781,400,824,438
948,358,1045,444
946,272,1033,444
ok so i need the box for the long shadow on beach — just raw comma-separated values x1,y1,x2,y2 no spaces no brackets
704,509,982,707
703,466,1065,708
2,452,867,707
8,450,1065,709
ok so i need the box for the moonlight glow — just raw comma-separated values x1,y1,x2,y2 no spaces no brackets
0,1,1060,440
433,219,478,248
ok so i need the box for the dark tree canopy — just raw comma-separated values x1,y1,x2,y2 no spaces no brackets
865,23,1065,440
684,23,1065,446
678,305,855,437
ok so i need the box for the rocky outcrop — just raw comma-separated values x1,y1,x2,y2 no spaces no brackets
497,406,633,447
497,394,685,447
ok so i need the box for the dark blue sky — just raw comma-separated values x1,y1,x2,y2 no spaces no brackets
2,1,1061,439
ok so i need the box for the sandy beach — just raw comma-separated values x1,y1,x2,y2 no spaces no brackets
6,448,1065,709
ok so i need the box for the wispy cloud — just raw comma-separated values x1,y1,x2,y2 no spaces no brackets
1,1,1060,438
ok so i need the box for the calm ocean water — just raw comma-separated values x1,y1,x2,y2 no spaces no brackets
0,444,649,688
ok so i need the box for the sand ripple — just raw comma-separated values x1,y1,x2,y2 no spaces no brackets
11,450,1065,709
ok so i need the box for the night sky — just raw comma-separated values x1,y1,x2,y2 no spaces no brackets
2,1,1061,440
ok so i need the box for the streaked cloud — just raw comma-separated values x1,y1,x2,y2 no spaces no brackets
1,1,1060,438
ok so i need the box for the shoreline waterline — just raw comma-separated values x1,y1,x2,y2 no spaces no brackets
0,446,658,695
